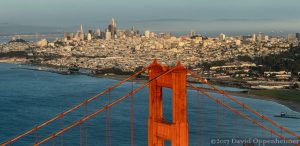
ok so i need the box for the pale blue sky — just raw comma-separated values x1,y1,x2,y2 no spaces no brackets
0,0,300,33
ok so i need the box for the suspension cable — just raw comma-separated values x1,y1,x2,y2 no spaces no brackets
1,67,149,146
33,67,176,146
34,126,38,144
188,83,299,146
80,123,82,146
216,96,219,139
188,70,300,140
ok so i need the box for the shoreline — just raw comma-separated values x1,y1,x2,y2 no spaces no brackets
2,61,300,113
97,73,300,113
224,91,300,113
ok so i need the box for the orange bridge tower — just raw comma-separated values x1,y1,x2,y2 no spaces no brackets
148,60,189,146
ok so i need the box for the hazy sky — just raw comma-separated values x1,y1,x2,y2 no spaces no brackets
0,0,300,33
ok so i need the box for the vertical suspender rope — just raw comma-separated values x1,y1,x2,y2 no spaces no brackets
216,95,220,139
105,90,112,146
52,136,56,146
105,91,108,146
196,90,201,146
85,102,88,146
130,80,134,146
222,95,225,146
60,113,63,146
80,123,82,146
108,90,111,146
242,105,245,138
98,94,105,145
262,116,265,138
270,131,273,146
202,91,205,146
35,126,38,144
281,127,284,142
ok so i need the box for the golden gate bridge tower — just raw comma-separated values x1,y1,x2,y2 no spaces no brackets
148,60,188,146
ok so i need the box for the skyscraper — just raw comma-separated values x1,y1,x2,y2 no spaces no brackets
87,33,92,41
257,32,265,42
264,35,269,41
77,24,84,41
219,33,226,41
145,30,150,38
96,28,101,38
105,29,112,40
108,18,117,39
88,29,93,35
80,24,84,34
87,29,93,41
112,18,116,28
252,33,256,42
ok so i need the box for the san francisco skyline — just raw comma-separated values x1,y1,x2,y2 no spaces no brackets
0,0,300,34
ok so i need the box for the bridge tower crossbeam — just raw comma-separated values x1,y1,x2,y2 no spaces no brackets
148,60,188,146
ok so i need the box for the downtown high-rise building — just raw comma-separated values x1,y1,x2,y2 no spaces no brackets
96,28,101,38
144,30,150,38
219,33,226,41
77,24,85,41
265,35,269,41
257,32,265,42
252,33,256,42
105,29,112,40
80,24,84,34
87,33,92,41
108,18,117,39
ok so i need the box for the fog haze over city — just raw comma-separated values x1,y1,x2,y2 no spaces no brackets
0,0,300,34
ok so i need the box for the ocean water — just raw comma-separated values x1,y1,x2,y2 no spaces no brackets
0,63,300,146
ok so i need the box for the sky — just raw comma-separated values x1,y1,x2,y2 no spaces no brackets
0,0,300,34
